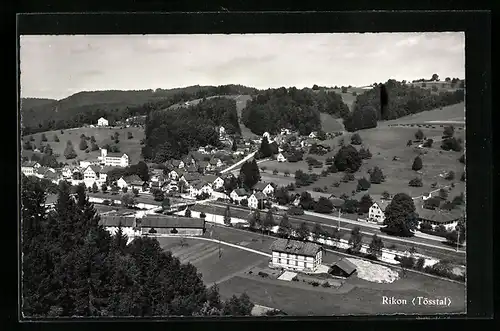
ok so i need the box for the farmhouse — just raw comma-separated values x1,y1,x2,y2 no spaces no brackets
97,117,109,127
117,174,145,191
248,192,268,210
276,153,287,163
368,201,390,224
189,181,213,198
21,161,41,176
328,259,357,278
83,165,108,187
79,160,93,168
416,206,462,231
280,128,291,135
270,238,323,272
139,215,206,236
252,182,275,196
98,148,130,168
230,188,250,203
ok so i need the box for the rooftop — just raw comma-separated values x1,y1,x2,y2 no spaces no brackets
139,215,205,229
251,192,267,200
331,258,357,274
253,182,271,191
270,238,322,257
99,215,136,227
415,205,464,223
233,188,249,196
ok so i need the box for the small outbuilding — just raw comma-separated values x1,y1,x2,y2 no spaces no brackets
328,258,357,278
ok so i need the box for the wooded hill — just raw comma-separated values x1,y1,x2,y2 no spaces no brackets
21,85,259,135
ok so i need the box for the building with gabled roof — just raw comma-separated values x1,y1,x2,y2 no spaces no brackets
248,192,268,209
328,258,357,277
97,148,129,168
230,188,250,202
138,215,206,236
270,238,323,272
21,161,41,176
252,182,275,196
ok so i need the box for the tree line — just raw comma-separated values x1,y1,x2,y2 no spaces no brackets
142,97,240,163
344,79,465,132
21,175,254,317
21,85,258,135
241,87,349,136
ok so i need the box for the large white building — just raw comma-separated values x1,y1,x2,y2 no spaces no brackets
97,117,109,127
270,239,323,272
368,201,390,224
98,148,129,167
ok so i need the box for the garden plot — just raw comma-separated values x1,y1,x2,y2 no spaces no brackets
278,271,298,281
346,258,400,284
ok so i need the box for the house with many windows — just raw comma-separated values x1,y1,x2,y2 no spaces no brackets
230,188,250,203
138,215,206,236
98,148,129,168
21,161,41,176
248,192,268,210
368,201,390,224
83,165,110,187
270,238,323,272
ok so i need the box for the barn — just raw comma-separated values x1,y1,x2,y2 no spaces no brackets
328,259,357,278
138,215,206,236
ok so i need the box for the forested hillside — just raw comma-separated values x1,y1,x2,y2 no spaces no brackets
21,85,259,135
241,87,349,135
142,97,240,163
20,98,57,110
21,176,254,317
343,79,465,132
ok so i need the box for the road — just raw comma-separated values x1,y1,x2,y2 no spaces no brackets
221,151,256,174
193,202,465,263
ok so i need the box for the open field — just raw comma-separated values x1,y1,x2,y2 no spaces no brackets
321,87,366,110
217,271,465,315
156,226,465,315
383,102,465,126
259,120,465,202
320,113,345,132
21,126,145,164
158,236,269,285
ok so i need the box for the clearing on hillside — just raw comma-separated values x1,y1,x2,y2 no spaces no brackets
320,113,345,132
21,126,145,164
383,102,465,126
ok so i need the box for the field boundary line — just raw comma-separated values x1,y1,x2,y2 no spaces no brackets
157,234,272,258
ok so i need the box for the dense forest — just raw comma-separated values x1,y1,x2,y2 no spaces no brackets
241,87,348,135
347,79,465,129
142,97,240,163
21,176,254,317
21,85,258,135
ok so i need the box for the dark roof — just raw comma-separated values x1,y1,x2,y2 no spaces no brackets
22,161,39,167
332,259,357,274
36,166,51,175
270,238,322,257
251,192,267,200
232,188,249,196
44,171,59,180
99,216,135,227
86,165,102,173
139,215,205,229
186,165,198,173
202,174,218,183
191,180,210,190
190,151,204,161
209,158,219,165
106,152,125,157
253,182,271,191
100,166,116,174
171,159,182,166
198,161,209,168
306,190,332,201
182,173,201,182
123,174,142,184
416,205,463,223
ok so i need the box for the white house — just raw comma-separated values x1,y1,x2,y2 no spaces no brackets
170,159,185,169
97,117,109,127
252,182,275,196
34,166,56,179
168,169,183,181
276,153,287,163
189,181,213,198
98,148,129,168
230,188,250,203
309,131,317,139
248,192,268,210
263,132,271,140
270,238,323,272
219,126,226,138
212,176,225,190
21,161,41,176
79,160,92,168
368,202,389,224
280,128,291,135
99,215,139,244
61,165,76,178
83,165,108,187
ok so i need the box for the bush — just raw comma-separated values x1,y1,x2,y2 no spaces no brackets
309,281,320,287
291,276,299,282
258,271,269,278
102,199,110,205
409,177,423,187
415,257,425,271
399,256,415,268
321,282,331,288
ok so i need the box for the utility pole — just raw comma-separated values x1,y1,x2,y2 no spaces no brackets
456,230,460,252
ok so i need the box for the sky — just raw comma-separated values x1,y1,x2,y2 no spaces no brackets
20,33,465,100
